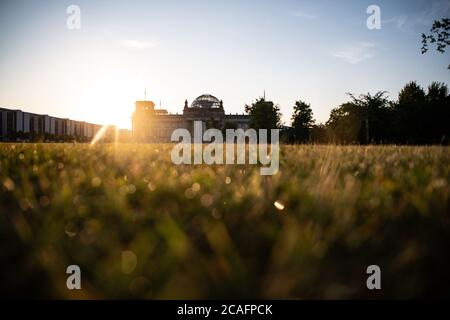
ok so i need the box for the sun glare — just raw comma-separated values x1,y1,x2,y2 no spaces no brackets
90,124,109,146
74,76,137,129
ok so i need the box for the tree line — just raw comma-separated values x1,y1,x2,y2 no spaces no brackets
245,80,450,145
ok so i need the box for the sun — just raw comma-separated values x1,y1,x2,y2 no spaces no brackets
72,75,139,130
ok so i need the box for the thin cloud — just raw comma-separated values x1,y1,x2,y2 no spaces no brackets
382,15,407,30
289,11,316,20
330,42,377,64
119,39,157,49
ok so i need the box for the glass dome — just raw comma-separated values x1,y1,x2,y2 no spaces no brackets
191,94,221,108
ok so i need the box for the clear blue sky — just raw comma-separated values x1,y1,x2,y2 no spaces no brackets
0,0,449,128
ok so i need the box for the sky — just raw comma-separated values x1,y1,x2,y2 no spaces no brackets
0,0,449,129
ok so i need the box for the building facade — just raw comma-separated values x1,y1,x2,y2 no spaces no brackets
132,94,251,142
0,107,119,142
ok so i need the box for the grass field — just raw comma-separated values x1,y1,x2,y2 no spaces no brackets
1,143,449,299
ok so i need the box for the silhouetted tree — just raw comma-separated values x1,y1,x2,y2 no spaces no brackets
421,18,450,69
326,102,362,143
427,81,448,101
398,81,426,105
290,100,315,143
394,81,427,143
326,92,390,144
351,91,391,143
245,97,281,130
310,124,328,143
318,80,450,145
425,82,450,143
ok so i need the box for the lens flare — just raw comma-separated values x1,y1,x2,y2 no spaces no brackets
90,124,109,146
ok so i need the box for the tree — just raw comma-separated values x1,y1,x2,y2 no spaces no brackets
395,82,427,143
427,81,449,102
325,92,390,144
398,81,426,105
425,82,450,144
245,97,282,130
421,18,450,69
290,100,315,143
322,81,449,145
310,124,328,143
393,81,450,144
348,91,390,144
326,102,362,143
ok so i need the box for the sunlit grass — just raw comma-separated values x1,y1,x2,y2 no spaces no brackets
0,143,449,298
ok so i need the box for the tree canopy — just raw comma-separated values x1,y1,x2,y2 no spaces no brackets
245,97,282,130
290,100,315,143
252,80,449,145
421,18,450,69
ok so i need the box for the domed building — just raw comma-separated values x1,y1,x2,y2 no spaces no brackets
190,94,223,109
132,94,251,142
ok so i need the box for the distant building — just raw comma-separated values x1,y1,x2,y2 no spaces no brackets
0,107,122,142
132,94,251,142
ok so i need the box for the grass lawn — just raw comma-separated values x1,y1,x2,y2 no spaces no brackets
1,143,449,298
